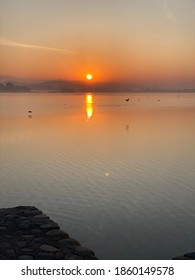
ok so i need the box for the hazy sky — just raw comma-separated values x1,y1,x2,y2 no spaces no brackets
0,0,195,86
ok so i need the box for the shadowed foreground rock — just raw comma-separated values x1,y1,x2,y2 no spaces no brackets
0,206,98,260
173,252,195,260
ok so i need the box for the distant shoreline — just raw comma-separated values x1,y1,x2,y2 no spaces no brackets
0,80,195,94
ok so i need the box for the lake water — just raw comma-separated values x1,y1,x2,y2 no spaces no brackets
0,92,195,259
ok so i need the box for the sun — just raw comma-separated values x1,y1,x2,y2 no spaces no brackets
86,74,93,80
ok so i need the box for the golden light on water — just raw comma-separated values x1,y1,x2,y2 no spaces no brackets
86,94,93,120
86,94,93,103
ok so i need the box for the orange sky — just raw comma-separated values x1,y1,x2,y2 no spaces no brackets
0,0,195,86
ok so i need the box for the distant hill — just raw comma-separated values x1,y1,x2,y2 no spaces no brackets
0,76,44,84
0,82,31,93
0,76,194,93
29,80,195,93
30,79,84,92
30,79,141,93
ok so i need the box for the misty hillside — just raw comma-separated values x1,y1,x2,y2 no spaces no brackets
0,76,194,93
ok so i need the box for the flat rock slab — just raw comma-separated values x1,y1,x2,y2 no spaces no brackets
0,206,98,260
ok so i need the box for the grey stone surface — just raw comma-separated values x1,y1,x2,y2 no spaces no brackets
21,248,34,253
22,235,35,240
18,255,34,260
5,249,16,258
46,229,69,238
31,228,42,234
40,223,59,230
184,252,195,259
17,222,30,229
2,235,12,239
0,241,11,249
33,237,47,244
66,253,83,260
23,210,42,216
34,214,49,219
0,206,98,260
173,256,189,260
173,252,195,260
74,246,95,257
40,244,59,252
37,252,55,259
16,241,28,248
58,238,80,248
0,227,7,232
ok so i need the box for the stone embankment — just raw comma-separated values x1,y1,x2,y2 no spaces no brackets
173,252,195,260
0,206,97,260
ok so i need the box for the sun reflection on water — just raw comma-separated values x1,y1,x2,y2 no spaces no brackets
86,94,93,120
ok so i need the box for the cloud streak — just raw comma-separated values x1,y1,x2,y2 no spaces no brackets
0,38,74,54
164,0,177,23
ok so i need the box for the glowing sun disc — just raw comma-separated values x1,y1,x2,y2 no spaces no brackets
86,74,93,80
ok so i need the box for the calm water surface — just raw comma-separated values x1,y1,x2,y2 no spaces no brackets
0,92,195,259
